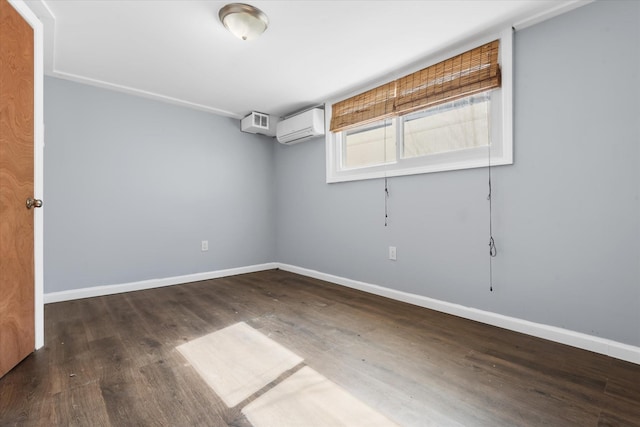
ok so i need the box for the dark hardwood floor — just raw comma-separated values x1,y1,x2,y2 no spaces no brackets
1,269,639,426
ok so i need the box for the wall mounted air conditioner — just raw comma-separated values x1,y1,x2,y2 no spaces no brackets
276,108,325,145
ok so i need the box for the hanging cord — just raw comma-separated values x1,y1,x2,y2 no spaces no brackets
383,118,390,227
487,129,497,292
384,177,390,226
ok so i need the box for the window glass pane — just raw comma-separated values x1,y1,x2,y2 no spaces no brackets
403,94,490,159
343,120,396,169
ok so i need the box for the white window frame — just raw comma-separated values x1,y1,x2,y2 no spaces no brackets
325,28,513,184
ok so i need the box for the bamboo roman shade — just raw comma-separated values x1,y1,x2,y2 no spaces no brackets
330,40,501,133
329,81,397,133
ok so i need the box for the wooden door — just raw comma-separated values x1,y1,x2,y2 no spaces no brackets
0,0,35,379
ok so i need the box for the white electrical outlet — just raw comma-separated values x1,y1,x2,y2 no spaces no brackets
389,246,397,261
201,240,209,252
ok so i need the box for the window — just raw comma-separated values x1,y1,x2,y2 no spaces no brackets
343,120,396,169
403,94,490,158
326,29,512,183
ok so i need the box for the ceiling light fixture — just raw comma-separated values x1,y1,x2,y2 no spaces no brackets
219,3,268,41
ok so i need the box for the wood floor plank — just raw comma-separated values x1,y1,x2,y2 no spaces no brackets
1,269,639,426
49,381,111,427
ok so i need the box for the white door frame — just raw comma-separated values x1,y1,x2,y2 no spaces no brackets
8,0,44,349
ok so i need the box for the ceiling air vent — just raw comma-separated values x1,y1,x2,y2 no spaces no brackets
241,111,270,134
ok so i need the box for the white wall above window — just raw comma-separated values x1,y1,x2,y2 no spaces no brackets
325,28,513,184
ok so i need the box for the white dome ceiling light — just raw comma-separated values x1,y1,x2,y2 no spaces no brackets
219,3,269,41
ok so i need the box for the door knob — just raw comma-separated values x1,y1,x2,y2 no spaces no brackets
26,198,43,209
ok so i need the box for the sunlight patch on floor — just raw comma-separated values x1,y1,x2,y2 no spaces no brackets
177,322,303,407
243,366,399,427
178,322,399,426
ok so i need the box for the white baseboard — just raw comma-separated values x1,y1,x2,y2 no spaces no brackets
43,263,278,304
277,263,640,366
43,261,640,365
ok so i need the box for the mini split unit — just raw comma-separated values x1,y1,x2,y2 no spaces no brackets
275,108,325,145
240,108,325,145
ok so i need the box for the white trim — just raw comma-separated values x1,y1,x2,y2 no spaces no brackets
499,27,513,165
19,0,54,76
327,153,513,184
50,71,242,119
277,263,640,366
44,263,278,304
8,0,45,350
23,0,241,119
513,0,593,30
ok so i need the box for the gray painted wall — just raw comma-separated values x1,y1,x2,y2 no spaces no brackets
43,1,639,347
275,1,640,346
44,77,275,292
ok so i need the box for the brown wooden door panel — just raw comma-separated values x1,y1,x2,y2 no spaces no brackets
0,0,35,379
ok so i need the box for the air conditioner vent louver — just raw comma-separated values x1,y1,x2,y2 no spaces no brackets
253,112,269,129
241,111,276,135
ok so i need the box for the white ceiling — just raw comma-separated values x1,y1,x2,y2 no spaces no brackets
26,0,587,120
